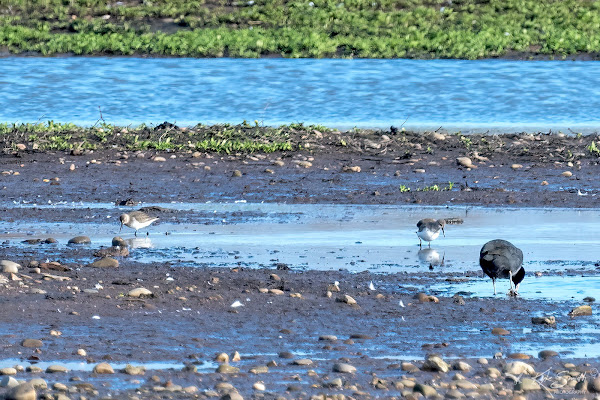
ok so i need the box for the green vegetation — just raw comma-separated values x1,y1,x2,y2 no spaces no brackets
416,182,455,191
586,141,600,156
0,121,293,153
1,0,600,58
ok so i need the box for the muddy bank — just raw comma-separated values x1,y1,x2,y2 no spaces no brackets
0,262,598,399
1,130,600,208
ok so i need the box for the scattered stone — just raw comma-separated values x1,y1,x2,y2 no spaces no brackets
231,351,241,362
249,366,269,374
153,156,166,162
296,161,312,168
87,257,119,268
93,362,114,374
541,180,549,186
1,260,20,273
215,353,229,363
94,246,129,258
446,388,465,398
414,383,438,397
413,168,426,173
332,363,356,373
0,367,17,375
508,353,530,360
3,382,36,400
456,157,474,168
514,377,541,391
452,361,471,372
569,305,592,316
112,236,128,247
562,171,573,177
491,327,510,335
589,377,600,392
532,316,556,325
21,339,43,348
216,364,239,374
253,382,266,391
269,288,284,295
342,166,361,173
422,356,450,373
76,349,87,357
220,393,243,400
336,294,357,305
319,335,337,341
46,365,69,373
511,163,523,169
401,362,419,373
292,359,313,366
538,350,559,359
128,287,153,298
416,293,439,303
68,236,91,244
503,361,535,376
584,296,596,303
0,376,19,388
231,170,243,177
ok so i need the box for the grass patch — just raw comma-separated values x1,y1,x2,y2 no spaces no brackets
1,0,600,58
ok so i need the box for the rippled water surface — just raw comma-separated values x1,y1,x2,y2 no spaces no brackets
2,58,600,131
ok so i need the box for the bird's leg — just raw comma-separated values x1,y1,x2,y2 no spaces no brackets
135,231,138,237
428,241,431,248
417,234,422,248
509,270,515,292
493,279,497,295
146,231,149,236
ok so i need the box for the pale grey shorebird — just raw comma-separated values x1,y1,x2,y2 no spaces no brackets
479,239,525,296
119,211,159,236
416,218,445,248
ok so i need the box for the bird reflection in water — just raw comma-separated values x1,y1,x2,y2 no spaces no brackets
125,237,153,249
417,248,445,270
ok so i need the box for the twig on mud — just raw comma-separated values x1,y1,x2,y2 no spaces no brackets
92,106,106,128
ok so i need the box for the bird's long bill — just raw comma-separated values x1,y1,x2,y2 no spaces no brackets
119,222,123,233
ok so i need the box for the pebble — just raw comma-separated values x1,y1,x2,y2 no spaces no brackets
531,316,556,325
21,339,43,348
455,380,477,390
0,368,17,375
292,359,313,366
413,168,426,173
296,161,312,168
231,351,241,362
538,350,559,359
76,349,87,356
401,362,419,372
416,293,439,303
0,260,20,273
68,236,91,244
319,335,337,341
342,166,361,173
0,376,19,388
249,366,269,374
336,294,357,305
446,388,465,398
94,246,129,258
514,377,541,391
491,327,510,335
452,361,471,371
153,156,166,162
332,363,356,373
93,362,114,374
432,133,446,141
215,353,229,363
69,164,76,171
28,378,47,390
503,361,535,376
569,305,592,316
414,383,438,397
272,160,285,166
477,358,488,365
590,377,600,392
253,382,266,391
87,257,119,268
232,170,243,177
3,382,36,400
269,288,284,295
456,157,474,168
220,393,243,400
541,180,549,185
561,170,573,177
508,353,531,360
216,364,239,374
128,287,153,298
511,164,523,169
422,356,450,373
46,365,69,373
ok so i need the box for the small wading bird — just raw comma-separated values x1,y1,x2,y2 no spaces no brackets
479,239,525,296
119,211,159,236
416,218,445,248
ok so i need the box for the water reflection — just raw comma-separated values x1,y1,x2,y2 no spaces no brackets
125,237,153,249
417,248,445,267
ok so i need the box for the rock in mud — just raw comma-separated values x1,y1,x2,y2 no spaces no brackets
589,377,600,393
336,294,357,305
21,339,43,348
93,363,114,374
3,382,36,400
446,388,465,398
491,327,510,335
253,382,266,391
342,166,361,173
220,393,243,400
45,365,69,373
562,171,573,177
416,293,439,303
0,368,17,376
508,353,531,360
332,363,356,373
292,359,313,366
68,236,91,244
422,356,450,373
249,366,268,374
0,260,20,273
215,353,229,363
319,335,337,341
87,257,119,268
503,361,535,376
231,170,242,177
514,377,541,391
94,246,129,258
112,236,128,247
538,350,559,359
452,361,471,371
128,287,153,298
0,376,19,388
456,157,474,168
531,316,556,325
401,362,419,372
216,364,239,374
569,305,592,316
413,383,438,397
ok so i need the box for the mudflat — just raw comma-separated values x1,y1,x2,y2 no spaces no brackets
0,130,599,399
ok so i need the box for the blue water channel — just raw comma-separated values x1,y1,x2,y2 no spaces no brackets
2,57,600,131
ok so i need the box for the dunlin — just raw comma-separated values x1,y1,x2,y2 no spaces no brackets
416,218,445,247
479,239,525,295
119,211,159,236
